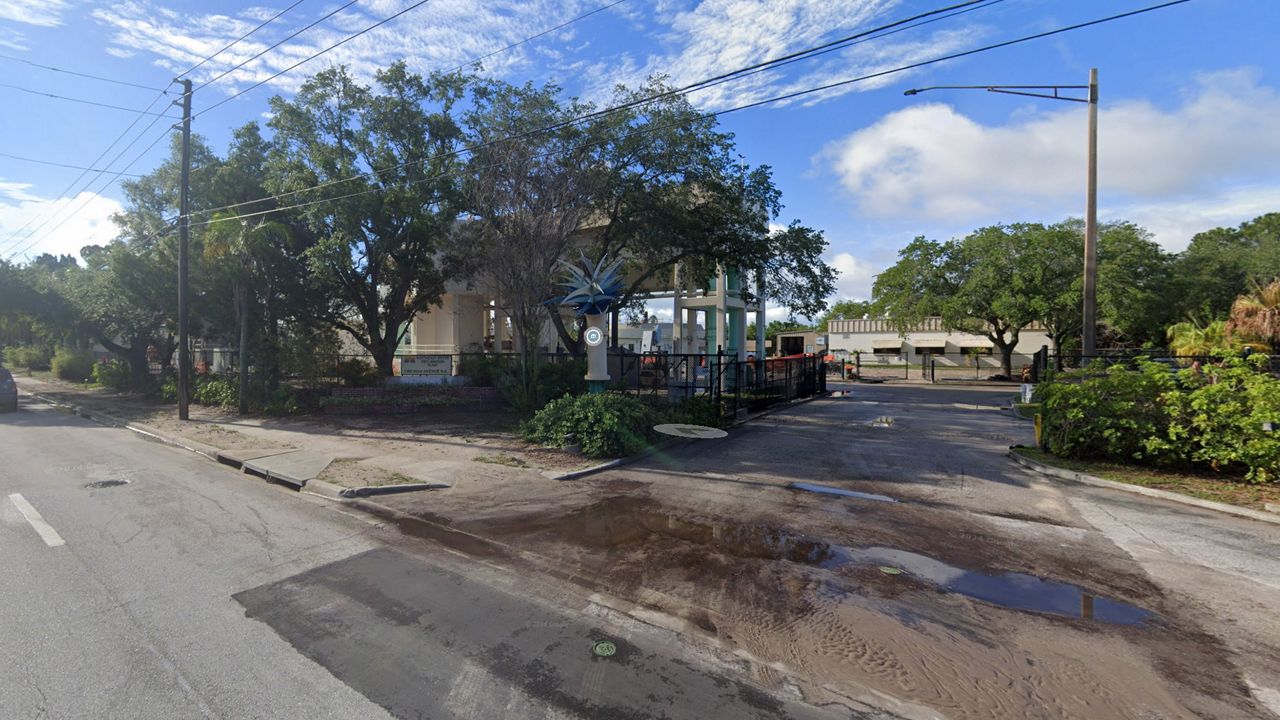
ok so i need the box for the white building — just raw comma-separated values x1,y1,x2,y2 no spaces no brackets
616,322,707,353
826,317,1052,369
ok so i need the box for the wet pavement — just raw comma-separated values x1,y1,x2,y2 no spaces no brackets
236,546,861,720
373,382,1280,719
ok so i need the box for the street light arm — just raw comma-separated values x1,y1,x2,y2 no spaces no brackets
904,84,1090,103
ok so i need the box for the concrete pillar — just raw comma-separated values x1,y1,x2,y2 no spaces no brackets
755,270,766,359
671,264,683,354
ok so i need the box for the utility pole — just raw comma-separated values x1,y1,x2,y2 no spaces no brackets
1081,68,1099,358
176,79,192,421
904,69,1100,357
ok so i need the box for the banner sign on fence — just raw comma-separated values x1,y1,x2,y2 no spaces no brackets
401,355,452,376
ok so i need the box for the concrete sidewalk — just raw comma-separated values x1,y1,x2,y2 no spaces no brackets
14,374,585,496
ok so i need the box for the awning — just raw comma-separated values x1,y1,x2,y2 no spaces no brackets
911,339,947,350
956,338,993,348
871,339,903,350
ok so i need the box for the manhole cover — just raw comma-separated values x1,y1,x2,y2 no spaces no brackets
653,424,728,439
592,640,617,658
86,479,129,489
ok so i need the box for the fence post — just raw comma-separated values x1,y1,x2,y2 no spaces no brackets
931,359,937,384
855,351,861,379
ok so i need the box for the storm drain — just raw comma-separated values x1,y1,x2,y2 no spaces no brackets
85,479,130,489
592,641,617,658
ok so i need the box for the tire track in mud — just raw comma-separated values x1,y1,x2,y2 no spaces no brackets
454,492,1271,720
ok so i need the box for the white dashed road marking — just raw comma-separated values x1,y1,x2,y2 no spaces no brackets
8,493,65,547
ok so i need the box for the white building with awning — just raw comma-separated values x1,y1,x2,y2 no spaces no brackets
826,316,1051,367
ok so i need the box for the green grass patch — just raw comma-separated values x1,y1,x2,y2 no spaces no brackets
1012,446,1280,511
472,454,529,468
1013,402,1040,419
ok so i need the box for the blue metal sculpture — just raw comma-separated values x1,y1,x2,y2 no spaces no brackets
553,254,624,393
555,254,625,316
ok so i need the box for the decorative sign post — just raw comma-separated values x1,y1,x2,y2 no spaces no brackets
555,254,624,394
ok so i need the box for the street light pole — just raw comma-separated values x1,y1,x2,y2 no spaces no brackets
904,69,1099,356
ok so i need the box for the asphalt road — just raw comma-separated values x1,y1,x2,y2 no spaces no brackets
0,397,860,720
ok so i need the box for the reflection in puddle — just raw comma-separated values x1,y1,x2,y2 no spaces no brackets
789,482,898,504
480,497,1153,627
845,546,1152,627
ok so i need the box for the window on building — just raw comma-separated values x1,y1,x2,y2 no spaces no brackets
914,346,945,356
872,347,899,355
960,346,992,356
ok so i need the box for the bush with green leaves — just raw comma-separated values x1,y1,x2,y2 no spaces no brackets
521,392,656,458
91,359,133,390
51,347,94,381
1161,356,1280,482
1038,360,1178,464
193,374,239,408
5,344,52,370
500,358,587,413
1039,357,1280,482
661,395,726,428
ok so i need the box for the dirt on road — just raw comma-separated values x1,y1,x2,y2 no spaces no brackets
372,387,1275,720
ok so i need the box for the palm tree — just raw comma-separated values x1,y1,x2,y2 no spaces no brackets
204,212,290,414
1225,279,1280,353
1165,319,1236,357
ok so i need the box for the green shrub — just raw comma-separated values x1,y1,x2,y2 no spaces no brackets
193,374,239,408
6,344,52,370
51,347,94,381
1039,356,1280,483
335,358,380,387
499,358,587,413
457,354,507,387
1163,356,1280,483
522,392,656,458
91,360,133,390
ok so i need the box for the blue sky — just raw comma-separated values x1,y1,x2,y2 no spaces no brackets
1,0,1277,315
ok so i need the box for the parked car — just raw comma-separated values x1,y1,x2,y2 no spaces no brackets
0,369,16,412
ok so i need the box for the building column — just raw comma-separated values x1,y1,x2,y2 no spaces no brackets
671,264,683,354
755,270,766,359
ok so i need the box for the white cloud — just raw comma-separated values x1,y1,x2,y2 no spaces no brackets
0,27,27,50
0,0,69,27
91,0,608,99
823,68,1280,246
579,0,987,110
828,251,876,300
0,186,123,262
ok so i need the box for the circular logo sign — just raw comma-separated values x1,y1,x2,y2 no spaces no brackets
584,327,604,347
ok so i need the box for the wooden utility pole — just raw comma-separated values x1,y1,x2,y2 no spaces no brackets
1082,68,1099,358
176,79,192,421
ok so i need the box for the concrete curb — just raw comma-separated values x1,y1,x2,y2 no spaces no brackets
301,479,346,500
338,482,450,498
1008,449,1280,526
28,392,222,462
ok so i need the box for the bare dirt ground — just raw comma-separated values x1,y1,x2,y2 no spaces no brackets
370,384,1279,720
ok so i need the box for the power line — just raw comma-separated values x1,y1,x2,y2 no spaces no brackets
0,151,145,177
0,2,307,258
0,52,167,92
193,0,359,92
179,0,311,80
192,0,435,122
185,0,1191,231
189,0,998,220
445,0,631,75
4,126,174,260
0,82,179,116
0,90,172,255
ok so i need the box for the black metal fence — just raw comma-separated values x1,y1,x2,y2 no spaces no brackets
606,351,827,418
1028,348,1280,382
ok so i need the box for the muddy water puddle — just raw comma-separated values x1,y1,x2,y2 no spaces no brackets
471,496,1153,627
